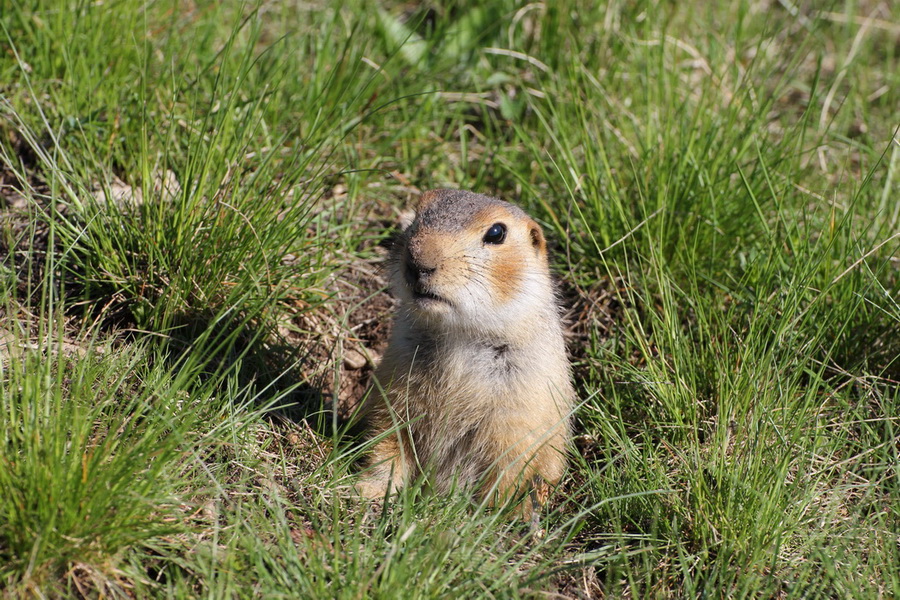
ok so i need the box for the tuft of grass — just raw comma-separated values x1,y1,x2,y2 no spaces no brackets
2,3,390,344
0,331,275,596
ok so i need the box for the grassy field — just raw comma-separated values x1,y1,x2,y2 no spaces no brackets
1,0,898,597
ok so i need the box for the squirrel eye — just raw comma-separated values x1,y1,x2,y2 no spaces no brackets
483,223,507,245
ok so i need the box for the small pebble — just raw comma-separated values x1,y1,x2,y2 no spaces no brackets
343,349,367,370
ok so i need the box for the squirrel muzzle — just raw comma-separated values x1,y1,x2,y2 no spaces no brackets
403,232,452,305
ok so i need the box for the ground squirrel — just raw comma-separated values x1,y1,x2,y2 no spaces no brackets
357,189,575,515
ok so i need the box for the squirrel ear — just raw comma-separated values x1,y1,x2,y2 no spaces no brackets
416,190,443,214
529,222,546,255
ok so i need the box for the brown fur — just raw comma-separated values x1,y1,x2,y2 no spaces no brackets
357,190,575,516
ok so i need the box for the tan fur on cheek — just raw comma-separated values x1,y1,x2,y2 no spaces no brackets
489,244,526,305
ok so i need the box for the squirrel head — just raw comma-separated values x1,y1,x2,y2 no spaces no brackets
388,190,554,336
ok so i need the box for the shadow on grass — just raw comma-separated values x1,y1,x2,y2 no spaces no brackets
157,308,373,442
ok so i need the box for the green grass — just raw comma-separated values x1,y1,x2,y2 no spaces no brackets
1,0,898,597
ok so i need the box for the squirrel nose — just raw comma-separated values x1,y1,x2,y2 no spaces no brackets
405,257,436,286
404,246,436,286
413,264,436,281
